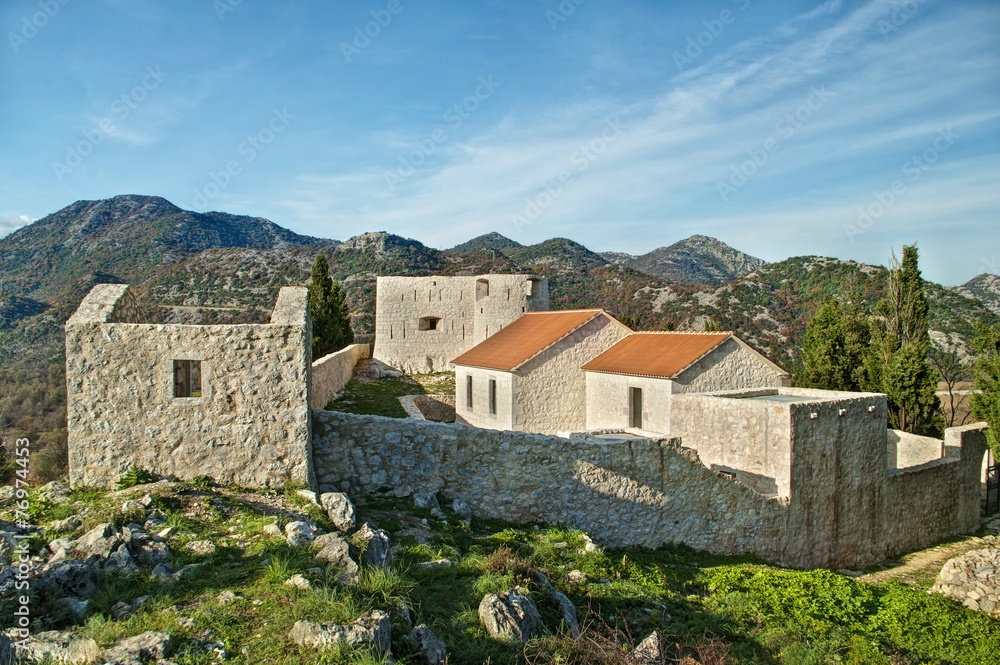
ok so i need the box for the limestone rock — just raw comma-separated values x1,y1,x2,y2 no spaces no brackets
47,515,82,533
478,590,545,643
104,543,139,574
314,533,359,583
358,523,392,569
102,631,173,664
53,597,89,619
451,498,473,525
413,492,445,518
135,540,171,565
151,562,172,581
285,521,316,548
289,611,391,655
39,481,71,505
319,492,356,531
930,547,1000,616
0,628,101,664
38,560,96,597
632,632,663,664
73,523,121,560
565,570,588,585
416,559,452,570
296,489,319,505
285,574,313,590
186,540,216,556
121,500,146,516
408,624,447,664
170,563,201,581
263,523,283,538
363,358,404,379
217,590,242,606
538,573,579,637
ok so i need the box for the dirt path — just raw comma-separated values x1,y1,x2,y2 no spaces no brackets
860,517,1000,586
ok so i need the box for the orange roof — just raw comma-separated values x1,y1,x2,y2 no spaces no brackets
451,310,611,371
581,332,733,378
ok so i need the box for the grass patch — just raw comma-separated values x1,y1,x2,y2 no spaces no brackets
325,372,455,418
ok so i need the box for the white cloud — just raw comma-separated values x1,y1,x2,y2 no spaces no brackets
0,215,35,238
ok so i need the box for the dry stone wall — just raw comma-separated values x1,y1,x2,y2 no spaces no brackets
312,344,370,409
887,429,944,469
66,285,313,489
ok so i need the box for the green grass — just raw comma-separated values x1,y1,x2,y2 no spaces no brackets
2,481,997,665
325,372,455,418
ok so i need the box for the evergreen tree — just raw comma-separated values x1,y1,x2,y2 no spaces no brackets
309,255,353,359
799,298,870,391
970,323,1000,457
864,245,943,435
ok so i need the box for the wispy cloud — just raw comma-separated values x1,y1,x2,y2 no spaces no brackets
0,215,34,238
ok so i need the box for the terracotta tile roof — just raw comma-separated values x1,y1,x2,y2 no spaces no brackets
451,310,610,371
581,332,733,378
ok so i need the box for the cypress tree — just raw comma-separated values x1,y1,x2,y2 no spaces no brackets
309,255,353,359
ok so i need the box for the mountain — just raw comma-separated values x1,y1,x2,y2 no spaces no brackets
602,235,766,284
0,194,338,307
505,237,609,272
446,232,523,255
953,274,1000,317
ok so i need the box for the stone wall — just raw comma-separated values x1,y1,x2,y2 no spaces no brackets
311,344,370,409
513,315,631,434
671,338,789,393
585,372,673,434
312,409,794,563
372,274,548,374
66,285,313,489
887,429,944,469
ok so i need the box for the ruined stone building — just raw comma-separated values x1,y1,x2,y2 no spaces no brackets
372,274,548,374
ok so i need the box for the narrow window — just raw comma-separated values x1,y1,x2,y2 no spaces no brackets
466,375,473,410
173,360,202,398
476,279,489,300
489,379,497,416
419,316,441,331
629,387,643,429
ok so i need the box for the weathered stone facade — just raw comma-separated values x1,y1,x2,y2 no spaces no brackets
311,406,988,570
312,344,371,410
670,337,790,393
455,314,631,434
372,274,548,374
66,284,313,489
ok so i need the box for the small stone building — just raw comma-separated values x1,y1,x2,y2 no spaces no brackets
452,309,632,434
582,331,790,434
65,283,313,488
372,274,549,374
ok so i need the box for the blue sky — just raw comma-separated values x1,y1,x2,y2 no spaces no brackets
1,0,997,286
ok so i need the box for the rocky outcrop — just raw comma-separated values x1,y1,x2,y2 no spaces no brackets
357,523,392,569
478,590,545,643
102,631,173,664
319,492,356,532
408,624,447,664
0,629,102,664
930,547,999,616
289,611,391,655
313,533,359,583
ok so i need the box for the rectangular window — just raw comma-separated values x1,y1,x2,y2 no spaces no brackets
629,387,643,429
466,375,473,410
489,379,497,416
173,360,202,398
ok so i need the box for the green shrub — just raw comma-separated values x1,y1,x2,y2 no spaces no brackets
115,467,157,490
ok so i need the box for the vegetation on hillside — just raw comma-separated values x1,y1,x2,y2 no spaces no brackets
311,255,354,359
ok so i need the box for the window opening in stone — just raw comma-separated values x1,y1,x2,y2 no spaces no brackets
174,360,202,398
476,279,489,300
629,386,643,429
489,379,497,415
466,375,473,410
419,316,441,331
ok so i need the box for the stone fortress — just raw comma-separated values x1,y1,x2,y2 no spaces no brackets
65,277,990,570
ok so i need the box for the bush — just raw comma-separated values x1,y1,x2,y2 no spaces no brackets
115,467,157,490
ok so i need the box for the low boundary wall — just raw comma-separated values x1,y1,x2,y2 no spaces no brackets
311,344,370,409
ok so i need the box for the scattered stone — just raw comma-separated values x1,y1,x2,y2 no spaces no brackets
138,492,155,508
53,597,89,619
285,521,316,548
157,526,177,539
122,500,146,516
135,540,171,565
632,632,663,664
47,515,82,533
104,543,139,574
416,559,452,570
451,498,473,525
296,489,319,505
217,590,243,606
263,523,284,538
409,624,447,664
0,628,102,664
358,523,392,569
38,481,72,505
103,631,173,664
363,358,404,379
413,492,445,518
313,533,359,583
538,573,579,637
565,570,588,585
478,590,545,643
73,523,122,560
171,563,201,581
289,611,391,655
930,548,1000,616
579,533,600,554
285,574,313,591
186,540,216,556
151,562,172,581
320,492,356,531
38,560,96,597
